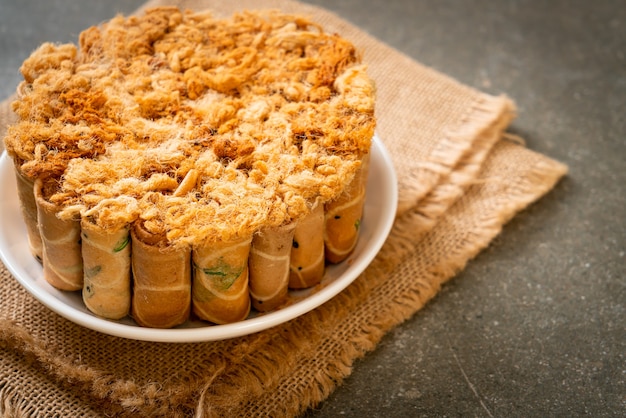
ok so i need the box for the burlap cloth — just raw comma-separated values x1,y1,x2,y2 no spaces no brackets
0,0,568,416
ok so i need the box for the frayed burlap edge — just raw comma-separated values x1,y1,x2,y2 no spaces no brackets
0,319,205,417
0,331,114,418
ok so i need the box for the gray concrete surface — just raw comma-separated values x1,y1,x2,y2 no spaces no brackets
1,0,624,416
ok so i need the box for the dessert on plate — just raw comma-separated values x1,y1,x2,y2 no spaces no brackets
3,6,376,328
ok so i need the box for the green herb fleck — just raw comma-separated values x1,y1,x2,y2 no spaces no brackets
196,257,244,291
354,218,361,230
113,235,130,253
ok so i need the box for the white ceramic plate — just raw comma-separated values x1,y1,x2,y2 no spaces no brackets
0,134,397,342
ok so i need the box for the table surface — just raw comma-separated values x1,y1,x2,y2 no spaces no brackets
1,1,624,417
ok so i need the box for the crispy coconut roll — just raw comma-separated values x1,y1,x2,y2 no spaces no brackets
13,167,43,261
81,219,131,320
77,197,138,319
324,154,370,264
2,8,377,328
131,221,191,328
249,223,296,312
289,203,325,289
34,178,83,291
192,236,252,324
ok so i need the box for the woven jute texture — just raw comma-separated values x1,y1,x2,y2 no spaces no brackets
0,0,568,416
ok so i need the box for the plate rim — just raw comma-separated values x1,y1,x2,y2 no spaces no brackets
0,134,397,342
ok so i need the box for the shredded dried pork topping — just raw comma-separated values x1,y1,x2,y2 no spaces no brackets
3,7,376,247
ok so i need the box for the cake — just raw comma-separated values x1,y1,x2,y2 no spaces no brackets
3,7,376,328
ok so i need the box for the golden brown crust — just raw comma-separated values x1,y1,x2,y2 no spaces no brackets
34,178,83,291
130,221,191,328
192,236,252,324
81,220,131,320
289,202,325,289
3,7,375,248
249,223,296,311
13,166,43,261
324,161,368,264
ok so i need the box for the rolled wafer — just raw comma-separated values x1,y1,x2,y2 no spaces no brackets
13,167,43,262
131,221,191,328
289,203,325,289
249,223,296,312
34,178,83,291
81,219,131,320
324,155,370,264
192,236,252,324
